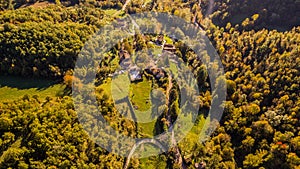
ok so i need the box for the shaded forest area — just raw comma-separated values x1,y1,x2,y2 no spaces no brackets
206,0,300,31
0,0,299,168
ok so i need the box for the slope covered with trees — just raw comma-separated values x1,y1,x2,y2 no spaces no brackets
0,4,116,78
205,0,300,30
0,0,299,168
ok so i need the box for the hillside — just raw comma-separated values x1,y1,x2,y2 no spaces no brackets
0,0,299,168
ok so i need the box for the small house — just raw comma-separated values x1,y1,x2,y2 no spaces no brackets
163,43,176,53
129,66,142,82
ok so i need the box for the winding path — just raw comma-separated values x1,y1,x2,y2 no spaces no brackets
166,75,186,169
123,138,167,169
122,0,190,168
112,0,132,17
124,73,187,168
123,75,175,169
122,0,131,11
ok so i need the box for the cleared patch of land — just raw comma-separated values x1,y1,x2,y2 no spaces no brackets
104,9,119,16
130,77,152,111
98,74,158,137
0,76,65,101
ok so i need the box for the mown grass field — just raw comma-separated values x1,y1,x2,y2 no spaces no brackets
0,75,65,101
97,71,209,141
98,73,158,137
130,77,152,111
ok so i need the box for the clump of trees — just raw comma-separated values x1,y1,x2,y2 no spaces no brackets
0,4,116,79
0,95,136,168
0,5,107,27
0,0,300,168
204,20,300,168
0,21,92,78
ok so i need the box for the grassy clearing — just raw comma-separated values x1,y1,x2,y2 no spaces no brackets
138,120,157,138
139,156,167,169
0,75,65,101
104,9,119,16
178,113,209,153
129,77,151,111
98,74,158,137
130,77,159,137
112,73,130,100
101,74,153,112
169,62,178,78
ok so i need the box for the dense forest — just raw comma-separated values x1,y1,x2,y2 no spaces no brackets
0,0,299,168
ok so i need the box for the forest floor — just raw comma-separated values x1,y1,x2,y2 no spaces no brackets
0,75,65,101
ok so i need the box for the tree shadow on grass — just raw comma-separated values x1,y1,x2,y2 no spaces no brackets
0,75,59,90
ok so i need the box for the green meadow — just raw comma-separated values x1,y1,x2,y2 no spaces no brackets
0,75,65,101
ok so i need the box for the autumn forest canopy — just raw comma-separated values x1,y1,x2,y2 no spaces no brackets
0,0,299,168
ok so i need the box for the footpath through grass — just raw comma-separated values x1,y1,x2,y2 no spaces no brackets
0,75,65,101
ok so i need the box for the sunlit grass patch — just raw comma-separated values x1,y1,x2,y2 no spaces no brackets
0,75,65,101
